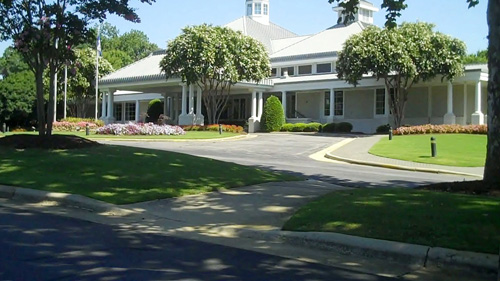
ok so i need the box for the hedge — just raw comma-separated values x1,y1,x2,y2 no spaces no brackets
261,95,285,132
280,123,322,132
394,124,487,135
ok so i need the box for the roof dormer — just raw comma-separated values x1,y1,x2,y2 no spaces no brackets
333,0,378,25
246,0,270,25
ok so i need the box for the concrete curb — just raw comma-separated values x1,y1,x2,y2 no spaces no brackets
0,185,136,216
215,226,498,274
324,151,483,178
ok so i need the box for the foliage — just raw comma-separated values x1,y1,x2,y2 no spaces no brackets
280,123,322,132
463,49,488,64
61,117,104,127
321,123,336,133
337,22,466,128
0,47,29,78
393,124,488,135
182,124,245,134
64,47,113,118
0,70,36,127
337,122,353,133
145,99,163,123
0,0,155,136
53,121,100,132
96,122,185,136
261,95,285,132
160,24,270,124
376,124,391,134
99,24,159,69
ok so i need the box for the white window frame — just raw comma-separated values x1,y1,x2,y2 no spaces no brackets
247,3,252,15
316,63,332,74
298,65,312,75
255,3,262,14
263,3,268,15
374,88,386,116
334,90,344,117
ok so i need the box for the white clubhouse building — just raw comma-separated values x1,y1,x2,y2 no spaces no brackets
99,0,488,133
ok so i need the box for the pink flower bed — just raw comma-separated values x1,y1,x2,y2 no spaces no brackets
53,121,100,132
96,122,185,136
394,124,487,135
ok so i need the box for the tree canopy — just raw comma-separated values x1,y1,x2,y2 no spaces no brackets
464,49,488,64
337,22,466,128
160,24,270,124
0,0,155,136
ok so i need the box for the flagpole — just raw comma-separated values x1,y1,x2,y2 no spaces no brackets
95,25,100,121
64,63,67,119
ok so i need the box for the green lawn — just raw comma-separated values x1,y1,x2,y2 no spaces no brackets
283,188,500,254
3,131,241,140
0,145,299,204
369,134,486,167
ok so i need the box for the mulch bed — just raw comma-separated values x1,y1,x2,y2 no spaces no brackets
419,180,500,197
0,134,101,150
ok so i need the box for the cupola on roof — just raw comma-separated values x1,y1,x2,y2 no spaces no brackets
333,0,379,25
246,0,270,25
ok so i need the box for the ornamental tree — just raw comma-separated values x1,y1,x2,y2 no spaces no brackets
328,0,499,186
160,24,270,125
0,0,155,136
65,47,113,117
337,22,466,128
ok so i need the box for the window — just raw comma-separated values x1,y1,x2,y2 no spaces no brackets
255,3,261,14
125,102,136,121
317,63,332,73
263,4,268,15
334,91,344,116
324,91,331,116
298,65,312,75
247,4,252,15
230,98,247,120
114,103,123,121
375,88,386,115
281,66,294,76
271,68,277,77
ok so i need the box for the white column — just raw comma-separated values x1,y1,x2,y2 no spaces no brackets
173,94,178,121
443,81,456,124
135,100,140,122
257,92,263,119
101,92,107,119
163,93,168,117
471,81,485,125
188,84,194,115
181,85,187,115
107,91,113,118
427,86,432,123
281,91,287,118
329,88,334,118
196,86,204,125
251,90,257,118
463,84,468,125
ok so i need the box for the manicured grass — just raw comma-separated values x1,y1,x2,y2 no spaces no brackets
3,131,241,140
0,145,299,204
283,188,500,254
369,134,486,167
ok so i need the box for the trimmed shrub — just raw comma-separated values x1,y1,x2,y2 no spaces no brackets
280,122,322,132
261,95,285,132
146,99,164,123
96,122,185,135
394,124,487,135
336,122,353,133
376,124,391,134
322,123,337,133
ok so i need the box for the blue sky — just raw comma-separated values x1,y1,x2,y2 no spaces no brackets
0,0,488,56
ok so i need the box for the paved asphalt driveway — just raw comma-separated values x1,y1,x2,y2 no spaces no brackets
104,133,475,188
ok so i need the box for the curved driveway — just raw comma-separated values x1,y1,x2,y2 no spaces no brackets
103,133,474,188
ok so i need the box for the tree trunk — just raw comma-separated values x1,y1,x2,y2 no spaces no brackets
483,0,500,184
46,65,56,136
34,67,46,136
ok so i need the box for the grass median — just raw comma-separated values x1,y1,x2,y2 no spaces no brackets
0,145,299,204
369,134,486,167
283,188,500,254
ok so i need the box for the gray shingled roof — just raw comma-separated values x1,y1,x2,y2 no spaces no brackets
225,16,298,54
